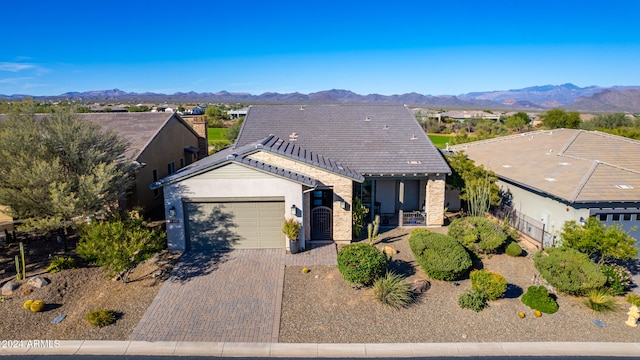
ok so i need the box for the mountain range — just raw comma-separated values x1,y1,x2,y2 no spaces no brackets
3,83,640,112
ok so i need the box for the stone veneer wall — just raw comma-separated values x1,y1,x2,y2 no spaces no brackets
249,151,353,242
426,174,446,226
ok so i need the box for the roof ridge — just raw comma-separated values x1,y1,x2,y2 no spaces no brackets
569,159,599,202
558,129,582,155
450,129,555,150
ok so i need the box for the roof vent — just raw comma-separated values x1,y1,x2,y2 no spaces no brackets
407,160,422,165
410,134,418,140
364,116,371,122
559,162,570,166
299,105,305,111
616,184,634,190
502,164,512,168
544,177,557,182
289,132,299,142
383,124,390,130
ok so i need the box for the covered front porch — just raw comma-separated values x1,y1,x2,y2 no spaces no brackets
354,175,446,228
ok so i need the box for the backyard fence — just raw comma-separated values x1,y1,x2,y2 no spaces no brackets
490,204,554,248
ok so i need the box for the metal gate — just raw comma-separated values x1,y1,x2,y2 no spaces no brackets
311,206,332,240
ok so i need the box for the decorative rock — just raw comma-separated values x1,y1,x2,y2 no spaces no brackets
411,279,431,294
381,246,397,256
27,276,50,289
1,280,18,296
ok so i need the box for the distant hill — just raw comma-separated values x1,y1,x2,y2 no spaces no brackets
3,84,640,111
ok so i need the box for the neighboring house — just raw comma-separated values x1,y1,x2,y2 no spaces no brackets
0,205,13,233
440,110,500,122
152,104,451,252
78,113,207,214
228,107,249,119
449,129,640,248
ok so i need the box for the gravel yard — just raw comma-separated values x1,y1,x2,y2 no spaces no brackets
279,228,640,343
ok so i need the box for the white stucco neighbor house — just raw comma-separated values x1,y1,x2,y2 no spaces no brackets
449,129,640,249
151,104,451,252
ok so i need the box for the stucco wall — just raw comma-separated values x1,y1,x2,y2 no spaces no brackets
163,163,304,251
249,151,353,242
135,116,201,213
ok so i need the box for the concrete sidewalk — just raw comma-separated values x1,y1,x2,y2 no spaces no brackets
1,341,639,357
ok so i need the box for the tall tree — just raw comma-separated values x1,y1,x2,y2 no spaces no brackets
0,105,134,239
540,108,581,129
505,112,530,131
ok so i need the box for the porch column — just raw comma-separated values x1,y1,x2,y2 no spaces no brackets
370,179,376,222
398,179,405,227
426,174,446,226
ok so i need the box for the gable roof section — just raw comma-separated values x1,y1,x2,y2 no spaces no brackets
449,129,640,204
235,104,451,176
151,135,362,189
77,112,201,160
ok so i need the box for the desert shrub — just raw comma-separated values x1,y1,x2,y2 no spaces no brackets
626,294,640,307
30,300,45,312
448,216,507,254
534,247,606,295
584,289,617,312
77,210,166,283
470,269,507,301
46,256,77,273
409,230,472,281
23,299,34,310
337,243,387,285
521,286,558,314
371,272,412,309
505,242,523,257
86,309,117,328
458,289,488,312
601,264,633,295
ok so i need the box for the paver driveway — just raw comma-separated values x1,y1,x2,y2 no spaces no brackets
130,244,337,342
130,249,286,342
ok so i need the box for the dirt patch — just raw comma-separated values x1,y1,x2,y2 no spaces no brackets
0,235,178,340
280,228,640,343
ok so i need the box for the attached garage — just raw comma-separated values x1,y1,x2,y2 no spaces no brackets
184,200,285,250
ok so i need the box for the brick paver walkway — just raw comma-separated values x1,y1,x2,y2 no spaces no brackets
130,249,286,343
285,242,337,266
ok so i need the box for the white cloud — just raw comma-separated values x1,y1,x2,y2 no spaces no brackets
0,62,36,72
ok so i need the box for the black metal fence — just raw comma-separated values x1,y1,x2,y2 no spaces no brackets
490,204,554,248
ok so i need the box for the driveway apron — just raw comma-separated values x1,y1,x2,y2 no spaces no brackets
130,249,286,342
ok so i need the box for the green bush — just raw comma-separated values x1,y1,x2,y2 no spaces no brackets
601,264,633,295
470,269,507,301
86,309,117,328
458,289,488,312
584,289,617,312
337,243,387,285
46,256,77,273
371,272,412,309
534,247,606,295
521,286,558,314
409,230,472,281
505,242,523,257
626,294,640,307
448,216,507,254
77,210,166,283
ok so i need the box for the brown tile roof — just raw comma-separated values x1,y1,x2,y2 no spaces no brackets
449,129,640,204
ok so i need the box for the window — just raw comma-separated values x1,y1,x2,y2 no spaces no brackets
168,162,175,175
612,214,620,221
623,214,631,221
152,169,159,198
598,213,608,221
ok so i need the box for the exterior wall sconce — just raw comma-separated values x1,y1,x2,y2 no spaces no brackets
580,217,586,226
169,206,177,218
291,205,297,216
340,200,346,209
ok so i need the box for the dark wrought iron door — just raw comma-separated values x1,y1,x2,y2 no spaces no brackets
311,206,332,240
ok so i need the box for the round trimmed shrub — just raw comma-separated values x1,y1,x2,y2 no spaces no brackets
521,285,558,314
86,309,117,328
534,247,606,295
30,300,45,312
337,243,387,285
470,269,507,301
23,299,34,310
448,216,507,254
505,242,523,257
458,289,488,312
409,230,472,281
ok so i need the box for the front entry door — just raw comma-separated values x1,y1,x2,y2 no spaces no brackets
311,189,333,240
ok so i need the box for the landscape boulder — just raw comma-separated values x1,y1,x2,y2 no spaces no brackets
1,280,18,296
27,276,50,289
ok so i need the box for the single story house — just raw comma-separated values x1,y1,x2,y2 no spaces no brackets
449,129,640,248
152,104,451,252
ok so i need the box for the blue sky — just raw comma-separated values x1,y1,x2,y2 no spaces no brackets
2,0,640,96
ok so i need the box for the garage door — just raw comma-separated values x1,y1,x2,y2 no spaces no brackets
184,201,285,250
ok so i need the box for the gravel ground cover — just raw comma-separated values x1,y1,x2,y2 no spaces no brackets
279,228,640,343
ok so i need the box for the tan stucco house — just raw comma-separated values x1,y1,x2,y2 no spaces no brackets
152,104,451,251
